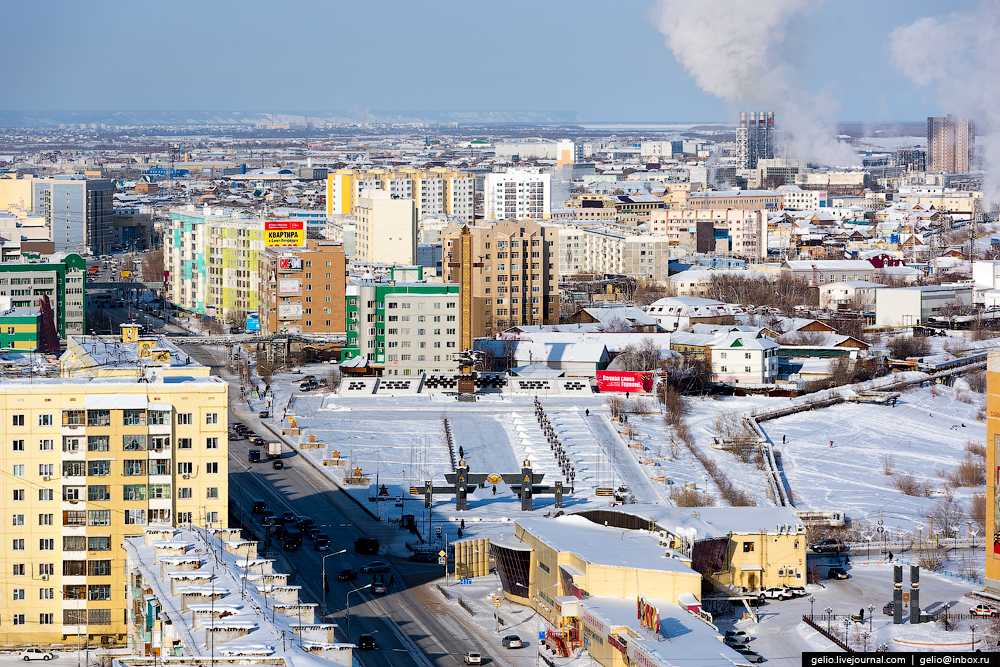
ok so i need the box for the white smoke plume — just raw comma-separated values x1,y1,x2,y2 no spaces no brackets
889,2,1000,204
652,0,858,167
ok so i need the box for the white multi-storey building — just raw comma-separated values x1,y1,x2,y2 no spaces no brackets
484,169,551,221
557,225,670,282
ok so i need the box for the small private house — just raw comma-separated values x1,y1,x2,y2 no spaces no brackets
818,280,885,310
710,332,780,385
644,296,737,331
565,304,663,332
781,259,878,285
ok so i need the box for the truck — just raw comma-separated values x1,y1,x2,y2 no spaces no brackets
267,442,282,459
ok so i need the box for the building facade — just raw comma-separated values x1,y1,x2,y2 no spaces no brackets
258,240,346,335
987,350,1000,592
0,373,227,645
557,226,670,283
736,111,775,169
0,253,86,338
354,192,417,266
325,167,473,222
484,170,551,221
442,221,560,343
31,177,115,255
342,279,460,375
927,115,974,174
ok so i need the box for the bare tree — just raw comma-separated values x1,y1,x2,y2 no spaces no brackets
141,249,164,282
615,338,661,371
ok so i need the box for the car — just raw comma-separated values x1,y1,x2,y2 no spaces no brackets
228,432,241,441
251,501,267,514
306,527,323,540
335,568,356,582
21,650,55,662
250,436,265,446
290,367,303,374
248,450,261,463
829,568,850,580
785,586,807,598
296,517,316,530
372,581,388,595
759,587,791,600
736,648,765,664
361,560,390,575
282,536,303,552
279,512,298,523
314,539,331,552
261,513,278,526
259,410,270,418
501,634,524,649
357,634,376,651
883,602,896,616
810,539,847,554
463,652,482,665
971,604,999,617
725,635,750,649
724,630,749,643
300,384,317,392
273,460,285,470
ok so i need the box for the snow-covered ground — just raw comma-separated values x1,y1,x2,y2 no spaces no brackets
765,384,985,533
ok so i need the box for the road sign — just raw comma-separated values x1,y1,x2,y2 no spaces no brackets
438,550,446,558
460,578,472,585
438,557,447,565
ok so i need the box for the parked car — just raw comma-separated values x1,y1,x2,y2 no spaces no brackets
883,602,895,616
250,436,265,446
261,513,278,526
282,535,303,551
372,580,388,595
810,539,847,554
259,410,270,418
357,634,376,650
251,501,267,514
336,569,356,582
725,635,750,649
736,648,765,664
829,568,850,580
724,630,749,644
759,587,791,600
273,460,285,470
248,450,261,463
361,560,390,575
971,604,999,617
463,653,482,665
314,538,331,552
21,650,55,662
279,512,298,523
501,634,524,649
306,527,323,541
785,586,807,598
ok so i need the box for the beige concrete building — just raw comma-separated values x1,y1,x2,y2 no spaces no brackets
442,221,560,344
258,240,347,335
325,167,473,222
0,367,227,645
355,191,417,266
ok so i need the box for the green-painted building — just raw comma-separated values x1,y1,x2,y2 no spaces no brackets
342,279,460,374
0,308,41,351
0,253,86,338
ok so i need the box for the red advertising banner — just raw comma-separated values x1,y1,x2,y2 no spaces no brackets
596,370,654,393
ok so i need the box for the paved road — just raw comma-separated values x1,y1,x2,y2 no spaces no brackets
184,344,527,667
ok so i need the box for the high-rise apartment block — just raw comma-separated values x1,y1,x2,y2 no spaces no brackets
736,111,775,170
258,240,347,335
483,170,551,221
0,175,114,254
0,367,227,644
325,167,473,222
163,208,263,323
442,221,560,344
355,191,417,266
927,115,974,174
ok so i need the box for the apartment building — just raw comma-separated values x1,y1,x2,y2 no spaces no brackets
483,170,551,221
354,192,417,266
557,226,670,282
163,208,263,322
0,369,228,645
325,167,473,222
652,208,769,259
442,221,560,344
258,240,346,335
0,253,86,337
342,279,460,375
32,177,115,254
687,189,783,211
736,111,775,169
927,115,974,174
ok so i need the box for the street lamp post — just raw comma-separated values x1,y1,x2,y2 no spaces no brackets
825,607,833,634
867,605,874,632
970,624,976,652
320,549,348,615
809,596,815,620
344,584,372,639
843,618,851,647
862,631,870,652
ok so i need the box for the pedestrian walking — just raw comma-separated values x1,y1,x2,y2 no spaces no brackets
585,408,590,417
829,439,834,448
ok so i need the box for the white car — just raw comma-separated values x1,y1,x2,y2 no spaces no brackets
464,652,482,665
21,650,55,662
759,587,791,600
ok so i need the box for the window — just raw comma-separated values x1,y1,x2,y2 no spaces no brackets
37,414,52,427
177,462,193,475
87,436,109,452
12,614,24,626
743,542,755,553
12,564,24,576
86,410,110,427
87,510,111,526
87,485,110,501
39,613,53,625
12,464,23,477
39,563,53,577
123,460,145,476
125,509,146,525
177,512,193,524
178,438,192,449
12,588,24,601
38,513,53,526
178,487,192,499
87,560,111,577
63,536,86,551
150,436,170,451
11,414,24,426
39,438,53,451
38,489,52,502
123,485,146,501
88,585,111,601
148,411,168,426
39,589,54,600
12,539,24,550
38,464,53,477
11,439,23,452
63,461,85,477
123,409,145,426
88,460,110,477
12,489,23,501
123,435,146,451
207,487,219,499
63,609,86,625
63,510,86,527
88,609,111,625
39,538,54,551
206,437,218,449
11,514,23,526
87,537,111,552
177,413,193,425
205,412,218,425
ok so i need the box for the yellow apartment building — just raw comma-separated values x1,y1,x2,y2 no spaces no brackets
325,167,474,221
0,373,228,646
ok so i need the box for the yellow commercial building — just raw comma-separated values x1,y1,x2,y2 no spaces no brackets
986,350,1000,591
0,372,228,646
325,167,474,221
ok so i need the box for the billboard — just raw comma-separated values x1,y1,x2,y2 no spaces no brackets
264,220,305,248
277,303,303,320
277,278,301,296
244,313,260,333
277,256,303,272
596,370,654,393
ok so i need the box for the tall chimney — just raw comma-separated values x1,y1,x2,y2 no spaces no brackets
893,565,903,624
910,565,921,624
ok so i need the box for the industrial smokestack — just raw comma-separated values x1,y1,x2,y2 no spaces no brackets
910,565,921,624
893,565,903,624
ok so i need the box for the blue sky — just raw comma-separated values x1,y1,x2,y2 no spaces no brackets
0,0,979,121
